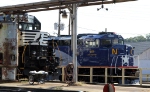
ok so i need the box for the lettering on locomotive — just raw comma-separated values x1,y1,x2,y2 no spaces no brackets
112,48,117,54
88,50,96,56
90,50,94,53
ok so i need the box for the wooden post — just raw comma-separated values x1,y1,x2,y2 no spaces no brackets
139,68,142,85
62,67,65,82
122,68,125,84
147,75,149,82
105,68,108,84
90,67,93,83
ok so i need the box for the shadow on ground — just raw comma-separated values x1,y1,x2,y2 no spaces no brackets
0,86,87,92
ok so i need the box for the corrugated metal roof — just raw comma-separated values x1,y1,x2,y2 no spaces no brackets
125,41,150,55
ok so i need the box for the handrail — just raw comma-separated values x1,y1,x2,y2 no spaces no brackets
111,55,139,75
54,42,62,64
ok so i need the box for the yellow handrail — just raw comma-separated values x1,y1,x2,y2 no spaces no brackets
22,44,28,63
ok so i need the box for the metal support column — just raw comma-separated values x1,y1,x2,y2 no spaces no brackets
72,4,78,83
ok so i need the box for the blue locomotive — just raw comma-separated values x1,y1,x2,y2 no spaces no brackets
78,32,134,67
48,32,139,84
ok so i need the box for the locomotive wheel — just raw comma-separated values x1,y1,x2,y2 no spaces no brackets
29,75,34,85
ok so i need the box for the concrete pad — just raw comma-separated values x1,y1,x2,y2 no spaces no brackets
0,82,150,92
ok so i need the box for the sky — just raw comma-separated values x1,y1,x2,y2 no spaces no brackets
0,0,149,38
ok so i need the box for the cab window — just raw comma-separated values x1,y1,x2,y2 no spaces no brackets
96,39,99,47
23,23,33,30
85,39,99,48
113,39,118,45
101,39,111,47
58,40,70,46
112,38,124,45
118,39,124,45
77,39,83,45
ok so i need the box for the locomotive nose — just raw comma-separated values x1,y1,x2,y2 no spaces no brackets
125,44,135,55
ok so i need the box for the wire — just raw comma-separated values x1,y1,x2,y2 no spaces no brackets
61,26,149,37
77,26,98,31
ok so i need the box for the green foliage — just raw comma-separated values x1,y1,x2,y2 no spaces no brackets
124,34,149,42
146,33,150,41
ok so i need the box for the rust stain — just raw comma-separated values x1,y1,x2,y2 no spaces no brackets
0,23,17,79
3,42,11,66
3,38,17,66
2,67,15,78
2,68,8,78
7,67,15,75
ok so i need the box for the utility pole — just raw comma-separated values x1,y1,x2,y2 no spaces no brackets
58,9,61,37
68,14,71,35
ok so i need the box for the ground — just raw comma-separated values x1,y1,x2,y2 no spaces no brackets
0,81,150,92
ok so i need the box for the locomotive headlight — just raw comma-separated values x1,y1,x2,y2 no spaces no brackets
32,51,36,55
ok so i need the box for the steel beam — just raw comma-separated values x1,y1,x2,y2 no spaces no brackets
0,0,137,13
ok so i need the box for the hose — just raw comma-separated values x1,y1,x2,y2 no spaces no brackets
65,63,74,86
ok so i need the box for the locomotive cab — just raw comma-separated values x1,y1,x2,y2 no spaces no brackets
16,14,59,79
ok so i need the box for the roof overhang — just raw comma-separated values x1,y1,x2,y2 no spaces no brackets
0,0,137,14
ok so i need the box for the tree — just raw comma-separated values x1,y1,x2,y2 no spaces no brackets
135,35,146,42
124,35,146,42
146,33,150,41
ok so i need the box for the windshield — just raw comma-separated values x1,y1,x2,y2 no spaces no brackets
113,38,124,45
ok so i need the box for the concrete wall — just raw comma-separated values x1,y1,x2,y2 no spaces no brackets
134,48,150,81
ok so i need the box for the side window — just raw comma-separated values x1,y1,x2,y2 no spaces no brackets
96,39,99,47
35,24,40,30
85,41,89,47
77,39,83,45
85,39,99,48
59,40,70,46
118,39,124,45
65,40,70,45
101,39,111,47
